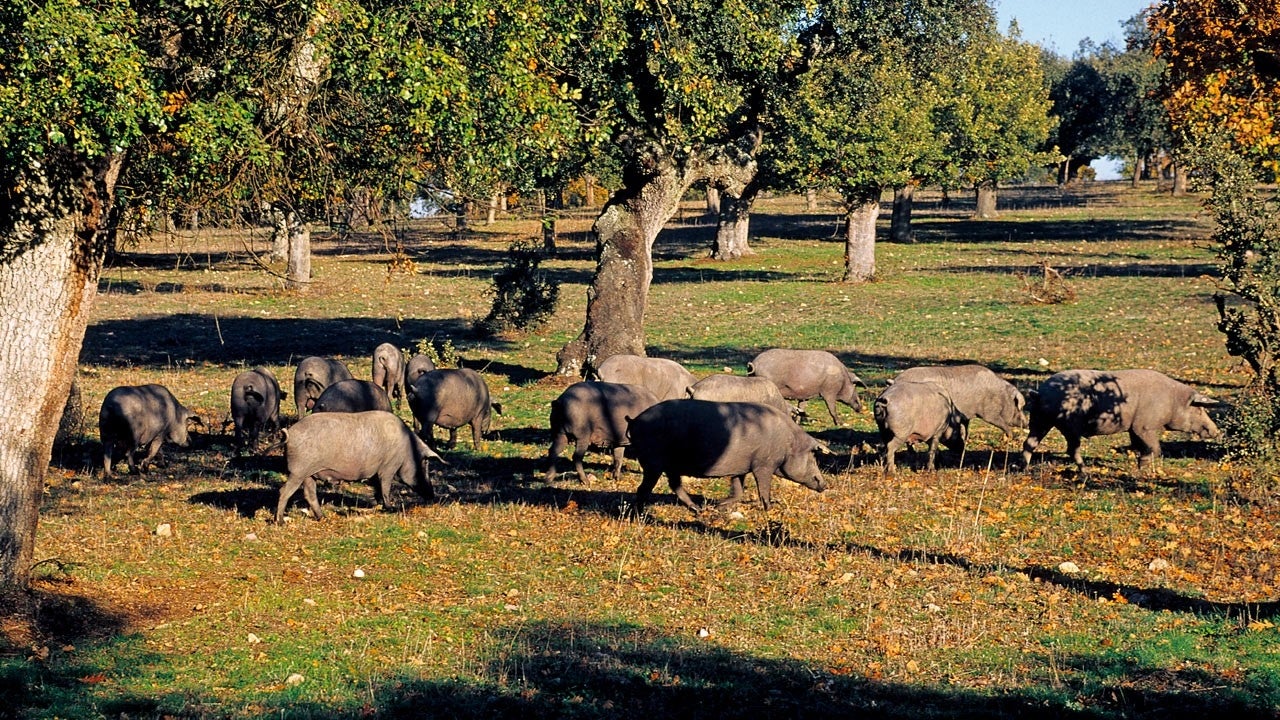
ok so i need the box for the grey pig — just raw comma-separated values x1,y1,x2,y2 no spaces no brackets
747,348,866,424
1021,369,1220,469
405,354,437,384
874,380,967,473
687,373,801,420
408,368,501,449
547,381,660,484
313,379,393,414
372,343,407,407
625,399,829,512
293,356,353,418
100,384,202,476
276,410,440,521
595,354,697,402
892,364,1027,438
229,367,285,451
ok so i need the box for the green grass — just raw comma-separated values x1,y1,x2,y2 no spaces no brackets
5,182,1280,719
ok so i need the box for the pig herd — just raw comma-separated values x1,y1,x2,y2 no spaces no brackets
95,344,1223,521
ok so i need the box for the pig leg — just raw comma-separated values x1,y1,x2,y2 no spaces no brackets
571,438,591,484
447,426,459,449
101,439,116,477
469,419,483,448
1129,427,1161,470
752,470,774,511
546,431,569,483
666,475,700,512
301,476,325,520
882,436,904,474
1021,416,1054,466
821,394,841,425
926,436,940,471
276,473,307,522
136,435,166,472
634,467,664,511
608,447,626,479
374,473,393,509
717,475,747,509
1064,432,1084,467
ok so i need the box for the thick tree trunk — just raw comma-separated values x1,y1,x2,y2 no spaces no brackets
584,175,597,208
556,139,757,376
286,219,311,293
711,181,758,260
889,184,915,243
705,186,721,216
0,155,120,591
1132,155,1145,187
542,193,559,254
974,182,998,219
842,190,880,283
1057,158,1070,186
487,194,499,225
806,188,818,211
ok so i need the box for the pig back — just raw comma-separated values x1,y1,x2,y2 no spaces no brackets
553,381,659,447
596,355,696,402
313,379,393,414
626,399,797,477
409,368,493,429
688,374,793,417
100,383,190,446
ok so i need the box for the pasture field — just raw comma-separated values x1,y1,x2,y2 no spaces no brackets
4,183,1279,718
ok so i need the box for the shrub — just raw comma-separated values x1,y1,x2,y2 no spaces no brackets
477,239,559,336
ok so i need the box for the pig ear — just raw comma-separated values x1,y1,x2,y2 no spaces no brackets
187,411,205,427
1190,393,1221,407
812,438,833,455
491,401,504,415
417,437,446,463
849,371,868,388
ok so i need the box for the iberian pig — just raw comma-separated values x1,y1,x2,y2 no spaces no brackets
408,368,501,449
293,356,353,418
625,399,829,512
747,348,866,424
229,367,285,451
595,354,697,402
874,381,967,473
99,384,202,476
276,410,440,521
547,381,659,483
372,343,407,406
313,379,393,414
1021,369,1220,469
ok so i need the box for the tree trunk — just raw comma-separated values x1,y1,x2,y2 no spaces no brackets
1057,158,1070,186
842,190,879,283
974,182,998,219
0,155,121,591
286,217,311,293
1132,155,1145,188
556,139,758,376
806,188,818,211
1172,163,1188,196
267,205,289,261
584,175,597,208
889,185,915,243
487,194,499,225
542,189,560,254
711,181,758,260
705,186,721,216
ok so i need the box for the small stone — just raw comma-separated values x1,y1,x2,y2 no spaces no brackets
1148,558,1172,572
1038,358,1050,367
247,633,261,644
728,511,745,521
1057,561,1081,574
697,627,711,638
352,568,366,578
243,532,258,541
155,523,172,537
285,673,305,686
303,598,317,606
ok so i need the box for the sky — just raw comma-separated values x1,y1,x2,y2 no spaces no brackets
994,0,1157,179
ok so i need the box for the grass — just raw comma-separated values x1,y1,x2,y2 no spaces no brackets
4,182,1280,719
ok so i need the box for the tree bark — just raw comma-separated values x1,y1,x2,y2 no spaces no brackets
889,184,915,243
842,189,880,283
0,154,121,591
556,138,757,376
1172,163,1188,196
806,188,818,211
584,175,597,208
286,217,311,293
711,180,758,260
267,205,289,261
487,194,499,225
1132,155,1145,188
705,186,720,216
974,181,998,218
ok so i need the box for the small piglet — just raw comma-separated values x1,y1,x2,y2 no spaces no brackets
547,381,660,484
276,410,439,521
229,367,285,451
100,384,202,476
313,379,393,414
625,399,829,512
408,368,501,449
293,356,353,418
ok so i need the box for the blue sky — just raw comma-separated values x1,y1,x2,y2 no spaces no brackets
994,0,1156,56
994,0,1157,178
